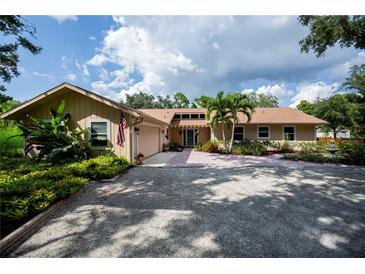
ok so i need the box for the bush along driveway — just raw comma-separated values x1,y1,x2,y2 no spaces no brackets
0,156,130,239
6,151,365,257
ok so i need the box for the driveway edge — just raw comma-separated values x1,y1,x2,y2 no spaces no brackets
0,189,84,257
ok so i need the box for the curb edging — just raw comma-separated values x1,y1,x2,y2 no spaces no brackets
0,189,84,256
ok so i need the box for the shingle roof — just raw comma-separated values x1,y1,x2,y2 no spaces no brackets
138,107,327,125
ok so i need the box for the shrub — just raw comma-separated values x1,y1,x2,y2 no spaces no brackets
0,155,130,237
162,143,169,151
282,153,343,164
64,156,129,180
281,141,294,153
196,140,271,155
0,125,24,158
231,140,268,156
298,141,326,154
338,141,365,165
167,143,183,152
283,141,365,166
195,140,221,153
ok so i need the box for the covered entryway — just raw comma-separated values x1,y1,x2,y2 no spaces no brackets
183,128,196,147
137,125,160,158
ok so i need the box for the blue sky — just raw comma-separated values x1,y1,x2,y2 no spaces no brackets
4,16,365,107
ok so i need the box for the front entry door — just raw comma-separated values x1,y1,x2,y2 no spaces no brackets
186,129,195,147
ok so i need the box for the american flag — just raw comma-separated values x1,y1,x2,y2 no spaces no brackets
117,112,127,147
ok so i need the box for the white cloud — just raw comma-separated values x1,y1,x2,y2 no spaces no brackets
84,16,359,105
65,73,77,81
75,59,81,70
32,72,55,80
289,82,339,108
88,20,197,98
330,51,365,81
112,16,126,25
87,54,108,66
97,68,109,81
212,42,221,50
241,88,254,94
50,16,78,24
82,64,90,77
256,84,294,99
89,36,96,41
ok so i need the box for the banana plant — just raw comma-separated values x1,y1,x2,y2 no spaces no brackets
15,100,89,162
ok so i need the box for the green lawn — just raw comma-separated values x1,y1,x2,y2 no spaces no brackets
0,155,130,238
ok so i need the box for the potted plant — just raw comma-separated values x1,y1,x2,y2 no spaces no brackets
135,152,145,165
162,143,169,152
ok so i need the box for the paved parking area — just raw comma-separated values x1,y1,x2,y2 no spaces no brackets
8,150,365,257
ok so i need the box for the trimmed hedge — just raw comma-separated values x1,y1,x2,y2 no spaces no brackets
0,155,130,237
195,140,272,156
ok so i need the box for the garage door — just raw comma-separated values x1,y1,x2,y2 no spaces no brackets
138,125,160,158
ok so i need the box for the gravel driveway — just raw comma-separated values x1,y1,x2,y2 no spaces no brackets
8,150,365,257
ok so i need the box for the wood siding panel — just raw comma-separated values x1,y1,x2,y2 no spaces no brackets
25,92,132,161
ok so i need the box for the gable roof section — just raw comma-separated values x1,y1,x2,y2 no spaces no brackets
238,107,327,124
0,83,168,126
139,107,327,125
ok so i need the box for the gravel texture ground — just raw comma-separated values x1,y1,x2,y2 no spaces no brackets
8,149,365,257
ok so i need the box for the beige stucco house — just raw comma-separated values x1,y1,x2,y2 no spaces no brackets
1,83,327,161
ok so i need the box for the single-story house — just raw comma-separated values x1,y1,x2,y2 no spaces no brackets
1,83,327,161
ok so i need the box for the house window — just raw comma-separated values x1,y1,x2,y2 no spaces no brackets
173,114,181,120
89,119,110,148
199,113,206,119
283,126,295,141
233,126,245,142
257,126,270,139
191,114,199,119
182,114,190,119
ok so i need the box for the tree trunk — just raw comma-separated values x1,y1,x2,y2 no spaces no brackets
222,123,226,153
229,121,235,152
333,128,337,139
210,125,214,140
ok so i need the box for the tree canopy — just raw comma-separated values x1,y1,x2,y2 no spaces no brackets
296,100,316,115
342,64,365,135
246,93,278,107
298,15,365,57
121,91,192,109
0,16,42,93
297,94,355,138
194,95,213,108
173,92,190,108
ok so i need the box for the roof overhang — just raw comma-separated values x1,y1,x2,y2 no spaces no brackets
1,83,142,121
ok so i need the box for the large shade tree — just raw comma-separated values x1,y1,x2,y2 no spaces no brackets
0,16,42,94
342,64,365,135
315,95,353,138
298,95,353,138
298,15,365,57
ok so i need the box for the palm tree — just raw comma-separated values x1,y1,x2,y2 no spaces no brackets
206,91,231,152
226,93,255,152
